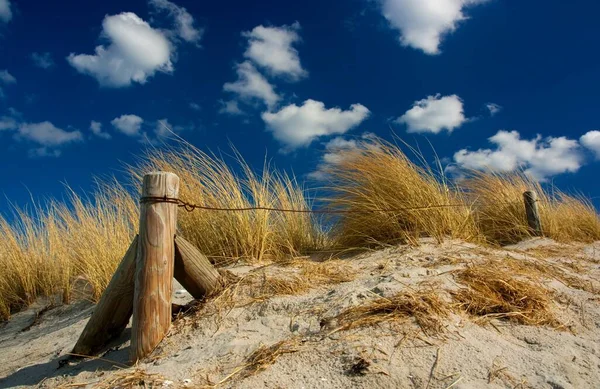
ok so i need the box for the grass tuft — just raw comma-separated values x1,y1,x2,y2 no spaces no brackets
131,141,327,265
463,171,600,245
325,138,480,247
332,287,451,336
452,261,562,327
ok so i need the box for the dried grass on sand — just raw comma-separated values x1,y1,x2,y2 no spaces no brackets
332,287,451,336
452,261,562,328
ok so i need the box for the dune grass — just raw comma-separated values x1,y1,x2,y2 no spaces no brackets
324,138,481,247
463,171,600,245
0,181,137,320
131,142,327,265
0,142,325,320
0,138,599,321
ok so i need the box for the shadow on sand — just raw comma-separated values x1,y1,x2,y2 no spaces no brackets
0,329,132,388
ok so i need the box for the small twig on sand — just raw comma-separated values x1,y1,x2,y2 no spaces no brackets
425,348,441,389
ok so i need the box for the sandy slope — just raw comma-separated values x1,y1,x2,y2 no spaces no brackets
0,238,599,389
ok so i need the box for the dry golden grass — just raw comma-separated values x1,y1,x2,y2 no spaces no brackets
240,338,301,379
325,138,480,247
332,287,451,336
463,171,600,245
93,368,166,388
452,261,562,327
0,181,137,320
503,255,599,295
131,141,326,265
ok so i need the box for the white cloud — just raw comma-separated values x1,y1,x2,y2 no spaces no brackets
308,133,378,180
218,100,245,116
486,102,502,116
580,130,600,159
453,130,584,180
243,22,307,80
90,120,111,139
262,99,370,149
223,61,280,109
308,137,359,180
380,0,489,54
149,0,203,44
111,114,144,136
0,70,16,99
0,0,12,23
155,118,176,138
189,102,201,111
67,13,173,87
31,52,55,69
0,70,16,84
396,94,466,134
0,115,17,130
16,122,83,147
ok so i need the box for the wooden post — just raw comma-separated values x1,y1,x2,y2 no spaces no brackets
523,190,542,237
72,236,139,356
174,235,223,299
131,172,180,363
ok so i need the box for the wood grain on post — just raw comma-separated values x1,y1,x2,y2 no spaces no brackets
523,190,543,237
131,172,180,363
72,236,138,356
174,235,222,299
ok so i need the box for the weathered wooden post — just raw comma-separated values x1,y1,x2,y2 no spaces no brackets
131,172,180,363
523,190,542,237
174,235,223,299
72,236,139,355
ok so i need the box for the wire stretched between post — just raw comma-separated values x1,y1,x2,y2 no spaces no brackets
140,196,520,215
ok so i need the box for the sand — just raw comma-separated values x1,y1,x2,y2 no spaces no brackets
0,238,599,388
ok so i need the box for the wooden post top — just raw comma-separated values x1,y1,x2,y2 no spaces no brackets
142,172,180,199
523,190,538,201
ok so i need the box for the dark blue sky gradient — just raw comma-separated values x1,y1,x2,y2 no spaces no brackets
0,0,599,213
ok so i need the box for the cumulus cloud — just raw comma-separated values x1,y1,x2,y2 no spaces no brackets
218,100,245,116
0,109,82,157
396,94,466,134
308,137,360,180
223,61,280,109
31,52,55,69
0,115,17,130
189,102,201,111
15,122,83,158
67,13,173,87
453,130,584,180
379,0,489,54
90,120,111,139
0,70,15,84
149,0,203,44
0,69,16,99
580,130,600,159
0,0,12,23
262,99,370,150
111,114,144,136
243,22,307,80
486,102,502,116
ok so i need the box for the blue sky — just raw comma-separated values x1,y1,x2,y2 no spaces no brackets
1,0,599,211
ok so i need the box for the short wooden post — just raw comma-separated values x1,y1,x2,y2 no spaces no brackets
131,172,180,363
174,235,223,299
72,235,138,356
523,190,542,237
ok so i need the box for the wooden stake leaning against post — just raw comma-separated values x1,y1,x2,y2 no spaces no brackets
131,172,180,363
174,235,223,299
72,235,139,356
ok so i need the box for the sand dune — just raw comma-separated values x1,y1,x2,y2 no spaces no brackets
1,238,599,388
